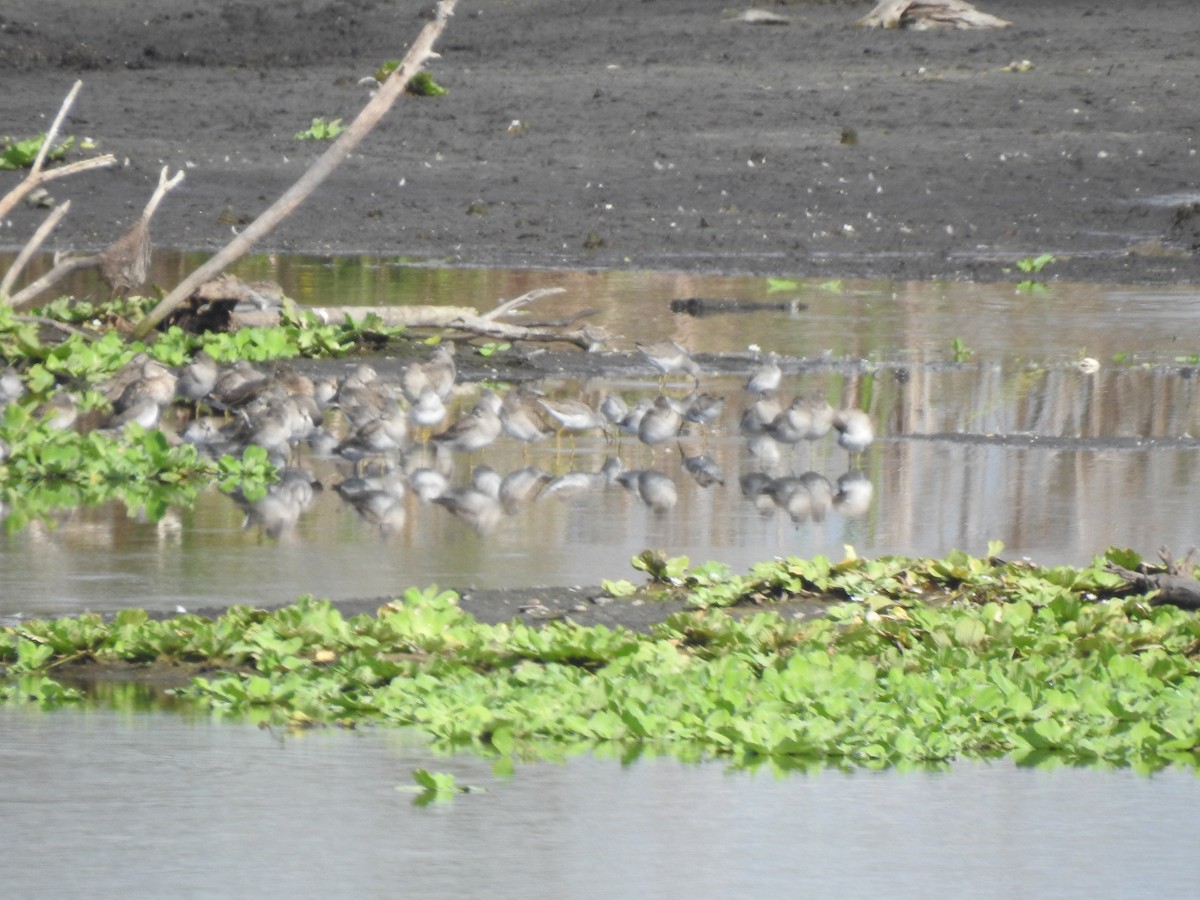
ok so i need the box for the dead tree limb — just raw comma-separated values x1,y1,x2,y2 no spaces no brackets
480,287,567,322
134,0,460,339
95,166,185,295
305,304,610,350
8,167,184,309
0,199,71,301
0,80,117,223
857,0,1011,29
6,255,98,310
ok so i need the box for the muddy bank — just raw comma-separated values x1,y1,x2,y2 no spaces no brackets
2,0,1199,284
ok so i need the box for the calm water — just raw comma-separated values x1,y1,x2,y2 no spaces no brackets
2,706,1197,900
2,259,1199,617
4,259,1200,895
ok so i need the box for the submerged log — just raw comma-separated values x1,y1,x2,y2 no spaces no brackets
1107,547,1200,611
857,0,1011,30
669,297,808,317
166,276,608,350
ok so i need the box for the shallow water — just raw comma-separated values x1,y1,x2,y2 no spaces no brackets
2,706,1196,900
3,258,1200,617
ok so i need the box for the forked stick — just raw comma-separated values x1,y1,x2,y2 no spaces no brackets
0,80,117,223
135,0,460,338
0,200,71,301
8,167,184,309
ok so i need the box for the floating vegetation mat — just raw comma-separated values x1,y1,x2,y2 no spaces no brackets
4,548,1200,774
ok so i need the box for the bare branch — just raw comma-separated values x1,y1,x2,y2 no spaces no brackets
481,287,567,321
135,0,460,338
8,255,98,310
0,199,71,301
0,80,116,223
31,80,82,177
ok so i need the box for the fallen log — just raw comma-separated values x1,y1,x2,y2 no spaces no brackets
857,0,1011,30
1107,547,1200,611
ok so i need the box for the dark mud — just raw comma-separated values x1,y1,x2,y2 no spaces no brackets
3,0,1200,638
2,0,1200,284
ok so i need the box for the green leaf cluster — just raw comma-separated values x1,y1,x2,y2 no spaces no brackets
0,133,73,170
0,404,212,530
5,552,1200,772
295,117,346,141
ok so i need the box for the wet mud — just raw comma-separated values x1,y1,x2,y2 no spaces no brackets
2,0,1199,284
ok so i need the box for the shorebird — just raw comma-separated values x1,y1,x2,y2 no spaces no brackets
433,484,503,534
833,408,874,463
434,400,502,454
114,359,177,414
745,352,782,395
409,385,448,438
636,340,701,384
764,397,812,447
337,398,408,464
37,392,78,431
683,391,726,427
542,456,625,499
599,392,629,426
210,360,268,410
409,467,450,503
0,367,26,407
409,344,458,401
176,351,218,405
499,466,553,514
799,470,833,522
617,398,653,440
106,395,161,431
834,469,874,517
638,395,684,447
739,390,781,435
617,468,678,512
500,388,551,445
679,443,725,487
537,397,607,440
800,396,834,443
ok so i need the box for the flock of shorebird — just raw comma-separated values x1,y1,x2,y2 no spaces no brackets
0,339,875,537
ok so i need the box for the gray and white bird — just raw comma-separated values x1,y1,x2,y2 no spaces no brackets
833,408,874,462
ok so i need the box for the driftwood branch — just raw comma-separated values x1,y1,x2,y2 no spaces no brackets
134,0,460,339
480,287,567,321
7,254,98,309
857,0,1011,29
32,79,80,175
8,167,184,309
305,304,610,350
0,199,71,301
0,81,117,224
95,166,185,294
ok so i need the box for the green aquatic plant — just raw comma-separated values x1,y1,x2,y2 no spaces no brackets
0,405,214,530
0,133,74,170
1016,253,1055,275
4,549,1200,772
951,337,973,363
765,277,800,294
1014,253,1055,292
407,72,448,97
476,341,511,358
398,769,481,805
216,444,278,503
295,117,346,141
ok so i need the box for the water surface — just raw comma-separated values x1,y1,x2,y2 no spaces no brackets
2,260,1199,618
2,706,1196,899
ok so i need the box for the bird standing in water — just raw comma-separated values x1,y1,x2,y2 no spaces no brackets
636,340,701,385
833,408,874,464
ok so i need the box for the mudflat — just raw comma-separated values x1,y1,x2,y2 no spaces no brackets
2,0,1199,284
